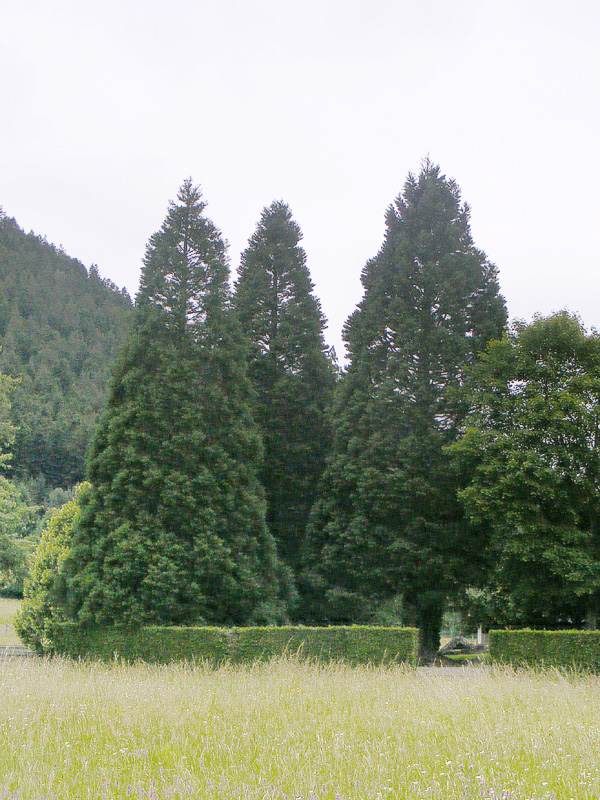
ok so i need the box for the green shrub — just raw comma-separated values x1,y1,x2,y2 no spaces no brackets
44,624,418,665
0,476,44,597
490,629,600,671
14,484,89,653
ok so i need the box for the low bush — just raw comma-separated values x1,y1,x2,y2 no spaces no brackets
46,623,418,665
489,628,600,671
15,483,89,653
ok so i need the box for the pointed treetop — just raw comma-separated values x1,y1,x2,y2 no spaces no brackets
347,160,506,366
235,200,329,373
249,201,303,249
137,179,230,340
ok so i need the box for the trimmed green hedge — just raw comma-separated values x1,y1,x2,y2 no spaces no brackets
489,629,600,671
230,625,417,665
47,624,418,666
230,626,348,664
50,624,231,663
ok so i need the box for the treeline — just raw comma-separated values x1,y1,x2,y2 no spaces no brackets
9,162,600,657
0,210,132,595
0,211,133,487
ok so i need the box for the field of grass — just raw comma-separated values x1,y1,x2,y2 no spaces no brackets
0,598,21,645
1,656,599,800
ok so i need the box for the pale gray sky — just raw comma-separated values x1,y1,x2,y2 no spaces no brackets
1,0,599,359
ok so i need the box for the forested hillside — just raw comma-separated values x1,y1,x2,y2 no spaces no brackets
0,209,133,488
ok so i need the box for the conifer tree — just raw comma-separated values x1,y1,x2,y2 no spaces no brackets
62,181,285,626
234,202,336,584
305,162,507,656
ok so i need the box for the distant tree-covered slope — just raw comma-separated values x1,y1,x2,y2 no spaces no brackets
0,209,133,486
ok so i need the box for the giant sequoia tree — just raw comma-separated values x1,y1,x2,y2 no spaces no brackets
234,202,336,581
306,162,507,655
62,181,285,626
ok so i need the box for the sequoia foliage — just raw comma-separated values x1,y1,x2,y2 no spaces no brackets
234,202,336,581
305,161,507,655
62,181,286,626
0,210,133,486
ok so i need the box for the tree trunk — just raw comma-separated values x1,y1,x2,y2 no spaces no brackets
416,593,445,662
585,604,598,631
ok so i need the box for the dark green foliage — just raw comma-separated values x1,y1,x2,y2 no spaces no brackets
452,312,600,628
305,161,507,656
46,623,418,665
0,210,132,486
62,181,286,627
234,202,336,578
0,372,16,469
14,483,88,653
489,629,600,672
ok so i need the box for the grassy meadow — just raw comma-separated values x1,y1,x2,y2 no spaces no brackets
0,599,21,646
1,658,600,799
1,600,599,799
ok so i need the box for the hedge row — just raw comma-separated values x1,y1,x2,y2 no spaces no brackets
489,629,600,671
48,624,419,666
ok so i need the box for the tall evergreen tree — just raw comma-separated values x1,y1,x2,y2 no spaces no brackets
305,161,507,656
234,202,336,584
62,181,285,626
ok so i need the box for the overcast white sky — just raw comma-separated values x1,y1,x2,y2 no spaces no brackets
1,0,599,359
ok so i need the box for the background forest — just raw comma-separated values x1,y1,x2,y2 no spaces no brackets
3,163,600,658
0,209,132,595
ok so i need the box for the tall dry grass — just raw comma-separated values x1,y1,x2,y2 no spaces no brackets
0,599,21,645
0,656,598,799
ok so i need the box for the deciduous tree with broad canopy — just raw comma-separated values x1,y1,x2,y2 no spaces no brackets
452,312,600,629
